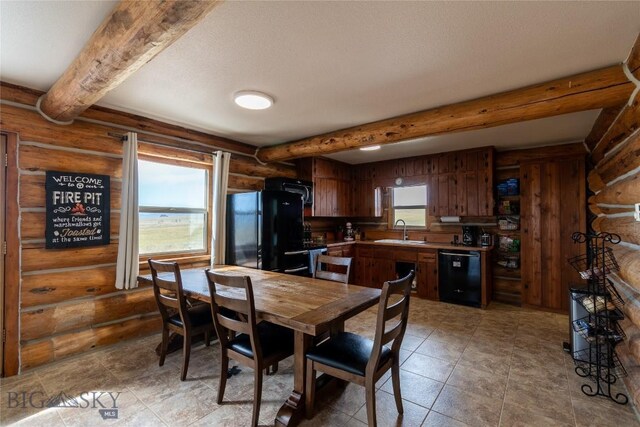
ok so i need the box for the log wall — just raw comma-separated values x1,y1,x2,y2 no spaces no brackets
587,95,640,407
1,91,296,373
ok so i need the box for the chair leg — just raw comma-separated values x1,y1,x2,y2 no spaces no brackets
204,330,211,347
159,326,169,367
217,353,229,404
365,377,377,427
181,332,191,381
305,359,316,419
251,366,263,427
391,359,404,414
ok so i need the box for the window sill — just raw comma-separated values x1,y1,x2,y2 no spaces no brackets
138,253,211,269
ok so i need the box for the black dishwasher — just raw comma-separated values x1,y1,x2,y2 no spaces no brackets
438,250,481,307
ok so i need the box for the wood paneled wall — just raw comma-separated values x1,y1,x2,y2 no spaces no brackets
587,96,640,407
0,93,296,373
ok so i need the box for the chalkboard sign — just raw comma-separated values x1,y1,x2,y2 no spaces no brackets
45,171,111,249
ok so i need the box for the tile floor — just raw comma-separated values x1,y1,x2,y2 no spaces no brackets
1,299,639,426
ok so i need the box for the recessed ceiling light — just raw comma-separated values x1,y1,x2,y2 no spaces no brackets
360,145,381,151
234,91,273,110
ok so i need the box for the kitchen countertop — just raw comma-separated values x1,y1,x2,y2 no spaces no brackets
325,240,493,252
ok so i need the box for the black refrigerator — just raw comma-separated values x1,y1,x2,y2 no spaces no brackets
226,190,306,273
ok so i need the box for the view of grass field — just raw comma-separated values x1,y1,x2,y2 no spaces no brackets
392,208,427,227
139,213,205,255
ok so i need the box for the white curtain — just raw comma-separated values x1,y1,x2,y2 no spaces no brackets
115,132,139,289
211,151,231,267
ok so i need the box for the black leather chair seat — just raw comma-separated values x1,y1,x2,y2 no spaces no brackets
306,332,391,377
228,322,294,359
168,303,213,328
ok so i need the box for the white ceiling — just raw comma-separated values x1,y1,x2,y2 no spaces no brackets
1,1,639,163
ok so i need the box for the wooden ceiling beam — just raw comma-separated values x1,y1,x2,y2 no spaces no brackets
1,81,256,155
584,104,625,152
590,33,640,162
256,65,634,162
38,0,220,123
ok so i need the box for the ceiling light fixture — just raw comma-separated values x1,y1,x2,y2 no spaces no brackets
234,91,274,110
360,145,381,151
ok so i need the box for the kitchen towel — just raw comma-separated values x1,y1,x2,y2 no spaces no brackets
308,249,325,276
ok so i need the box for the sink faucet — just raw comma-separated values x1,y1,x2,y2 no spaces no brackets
394,219,408,240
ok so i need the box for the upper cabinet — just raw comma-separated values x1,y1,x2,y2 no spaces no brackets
299,157,355,217
298,146,494,218
352,164,383,217
430,148,494,217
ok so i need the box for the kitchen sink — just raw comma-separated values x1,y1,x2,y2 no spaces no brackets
374,239,426,245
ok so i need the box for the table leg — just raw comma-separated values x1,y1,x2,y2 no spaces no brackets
330,320,345,336
275,330,312,427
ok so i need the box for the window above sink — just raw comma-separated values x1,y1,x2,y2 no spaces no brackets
390,185,427,229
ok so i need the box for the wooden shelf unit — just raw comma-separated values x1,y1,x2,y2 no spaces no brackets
493,167,522,305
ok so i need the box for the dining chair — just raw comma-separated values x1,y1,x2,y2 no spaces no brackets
205,269,294,427
304,270,415,427
314,254,352,284
148,260,215,381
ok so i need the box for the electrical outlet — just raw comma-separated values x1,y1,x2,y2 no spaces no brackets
635,203,640,222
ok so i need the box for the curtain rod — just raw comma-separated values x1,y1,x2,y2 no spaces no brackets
108,131,220,157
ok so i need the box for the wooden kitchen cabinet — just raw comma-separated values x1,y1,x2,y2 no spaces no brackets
437,173,457,216
353,245,491,305
397,157,424,177
313,178,334,216
336,179,351,216
299,157,352,217
373,258,396,287
476,149,494,216
520,156,585,312
301,147,493,218
352,179,383,217
355,246,374,287
417,251,438,300
432,148,494,216
351,164,382,217
326,243,355,282
354,246,395,288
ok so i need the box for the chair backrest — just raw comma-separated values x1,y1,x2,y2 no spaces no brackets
148,259,189,326
314,255,352,284
366,270,414,375
205,270,261,360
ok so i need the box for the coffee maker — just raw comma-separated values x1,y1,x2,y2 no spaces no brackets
462,226,479,246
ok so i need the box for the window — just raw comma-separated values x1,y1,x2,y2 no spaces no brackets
138,160,208,255
391,185,427,228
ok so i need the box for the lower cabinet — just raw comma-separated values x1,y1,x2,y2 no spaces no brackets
374,258,396,286
355,246,438,299
326,243,355,283
417,251,438,300
355,246,393,288
355,256,374,287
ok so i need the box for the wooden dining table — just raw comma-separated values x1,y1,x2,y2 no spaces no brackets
138,265,381,427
